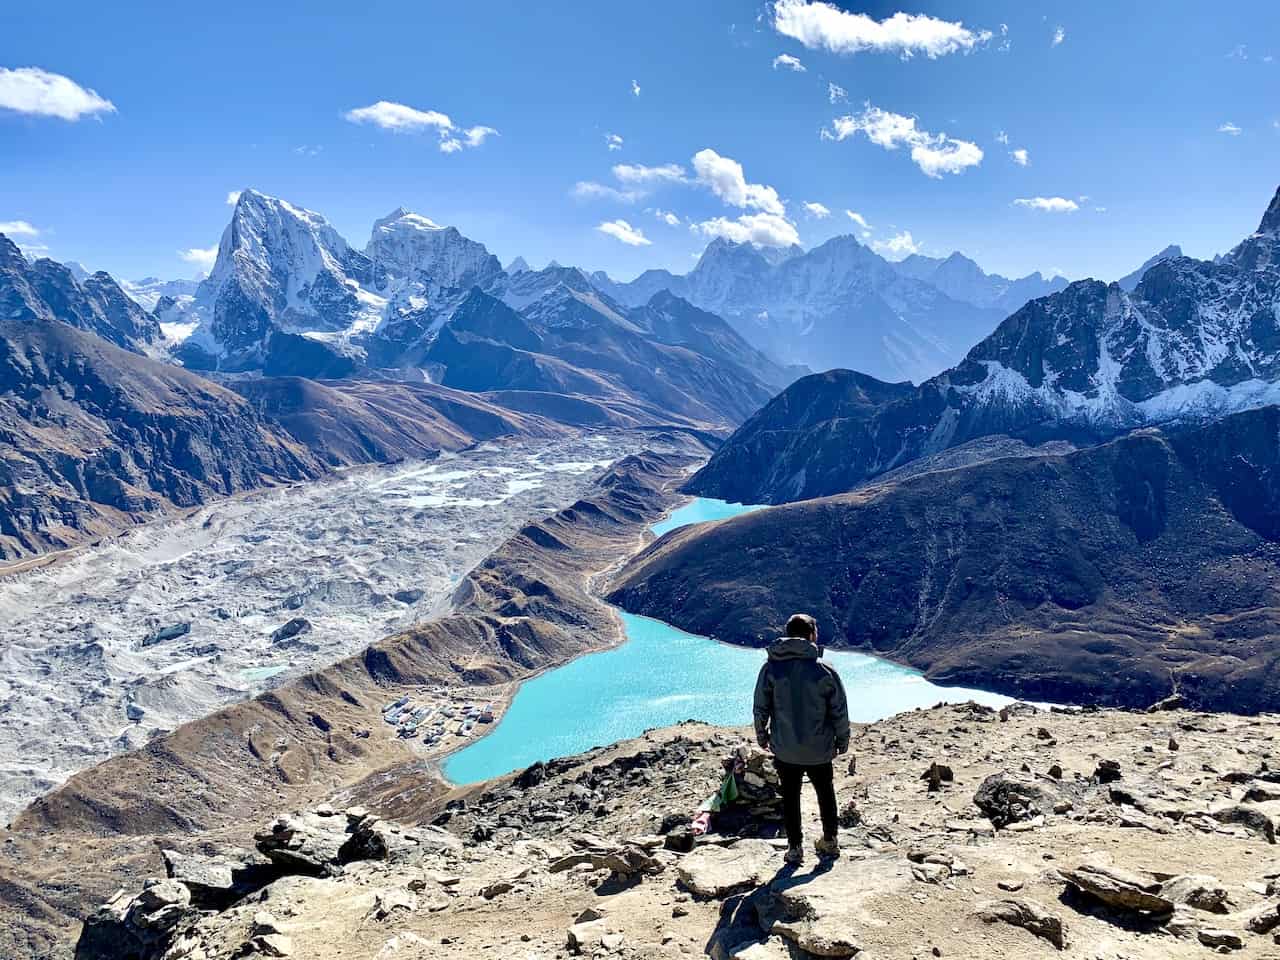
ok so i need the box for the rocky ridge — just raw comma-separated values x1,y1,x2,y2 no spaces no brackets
75,703,1280,959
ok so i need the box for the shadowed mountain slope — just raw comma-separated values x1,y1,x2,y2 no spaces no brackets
612,406,1280,713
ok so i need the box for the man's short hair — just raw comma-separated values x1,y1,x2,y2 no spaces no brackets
785,613,817,639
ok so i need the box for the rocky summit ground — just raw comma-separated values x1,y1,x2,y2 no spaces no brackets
84,702,1280,960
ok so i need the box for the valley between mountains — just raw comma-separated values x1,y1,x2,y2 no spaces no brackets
2,185,1280,959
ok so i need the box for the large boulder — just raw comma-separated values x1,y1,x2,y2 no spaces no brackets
1060,864,1174,914
1160,874,1230,914
76,880,196,960
973,772,1060,828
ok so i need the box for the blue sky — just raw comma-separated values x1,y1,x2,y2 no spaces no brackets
1,1,1276,285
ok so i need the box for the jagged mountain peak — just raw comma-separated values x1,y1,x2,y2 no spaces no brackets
370,207,445,235
1117,244,1185,291
1259,185,1280,235
505,256,531,274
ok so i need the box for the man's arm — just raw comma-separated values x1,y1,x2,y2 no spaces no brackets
827,668,850,753
752,664,772,749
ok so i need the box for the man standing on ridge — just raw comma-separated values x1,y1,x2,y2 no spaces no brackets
753,613,850,865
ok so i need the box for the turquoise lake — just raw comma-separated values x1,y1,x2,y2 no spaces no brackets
443,498,1014,784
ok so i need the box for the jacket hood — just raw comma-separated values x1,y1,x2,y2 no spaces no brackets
766,635,820,661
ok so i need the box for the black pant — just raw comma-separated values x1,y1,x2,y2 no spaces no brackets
774,759,838,847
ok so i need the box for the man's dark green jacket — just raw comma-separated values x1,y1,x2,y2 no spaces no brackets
753,635,850,765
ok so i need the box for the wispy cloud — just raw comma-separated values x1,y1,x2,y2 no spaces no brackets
651,209,681,226
872,230,920,258
178,245,219,269
1010,148,1029,166
631,79,641,97
1218,122,1243,136
824,104,983,177
0,67,116,121
344,101,497,153
692,149,785,215
845,210,871,230
572,181,643,203
1051,25,1066,47
802,201,830,219
772,53,806,72
293,144,322,157
597,219,651,246
693,212,799,248
605,133,624,152
612,162,688,185
995,130,1010,145
0,220,40,237
1013,196,1079,213
1226,44,1248,61
828,82,848,104
772,0,991,59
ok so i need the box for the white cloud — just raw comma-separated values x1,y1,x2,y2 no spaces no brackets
691,149,785,215
845,210,871,230
632,79,641,97
772,53,807,72
997,22,1011,52
1013,196,1079,213
0,220,40,238
802,201,831,219
693,212,800,248
772,0,991,59
293,144,322,157
612,162,688,184
1217,122,1242,136
226,191,242,206
828,82,848,104
651,209,681,226
605,133,624,151
0,67,116,121
995,130,1010,145
572,181,642,203
345,101,452,132
597,219,651,246
1010,148,1029,166
825,104,983,177
872,230,921,259
344,101,497,153
178,245,219,269
1051,25,1066,47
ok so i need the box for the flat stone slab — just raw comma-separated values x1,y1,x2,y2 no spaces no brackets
767,854,912,957
677,839,782,898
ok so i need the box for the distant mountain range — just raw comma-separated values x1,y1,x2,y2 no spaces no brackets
593,236,1062,384
144,190,786,426
690,186,1280,503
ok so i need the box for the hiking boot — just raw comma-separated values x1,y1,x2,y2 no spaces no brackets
784,844,805,866
814,836,840,859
